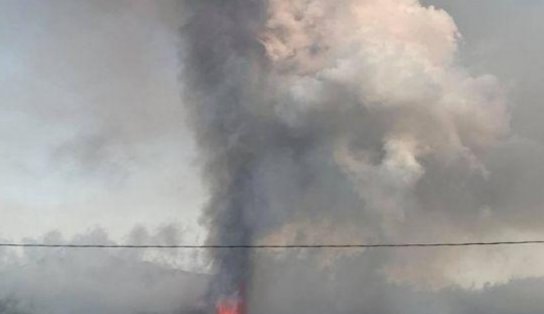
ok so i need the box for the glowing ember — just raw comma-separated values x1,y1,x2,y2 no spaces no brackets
216,297,245,314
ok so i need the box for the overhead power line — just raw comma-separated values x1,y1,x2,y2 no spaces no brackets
1,240,544,249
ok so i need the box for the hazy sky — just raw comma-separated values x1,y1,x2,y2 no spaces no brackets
0,0,206,242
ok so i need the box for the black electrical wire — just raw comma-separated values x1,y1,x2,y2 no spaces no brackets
1,240,544,249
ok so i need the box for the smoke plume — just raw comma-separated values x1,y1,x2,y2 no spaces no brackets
182,0,524,304
180,0,544,311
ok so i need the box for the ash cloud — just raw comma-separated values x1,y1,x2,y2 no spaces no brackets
180,0,544,310
180,0,270,300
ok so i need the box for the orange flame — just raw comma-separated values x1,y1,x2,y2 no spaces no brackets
216,297,245,314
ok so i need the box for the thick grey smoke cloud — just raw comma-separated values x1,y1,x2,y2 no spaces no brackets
180,0,271,302
180,0,544,311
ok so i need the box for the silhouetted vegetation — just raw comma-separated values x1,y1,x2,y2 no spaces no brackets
0,298,28,314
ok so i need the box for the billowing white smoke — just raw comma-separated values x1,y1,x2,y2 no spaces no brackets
259,0,514,288
262,0,507,217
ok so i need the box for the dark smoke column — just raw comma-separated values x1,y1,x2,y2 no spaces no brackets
180,0,269,310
